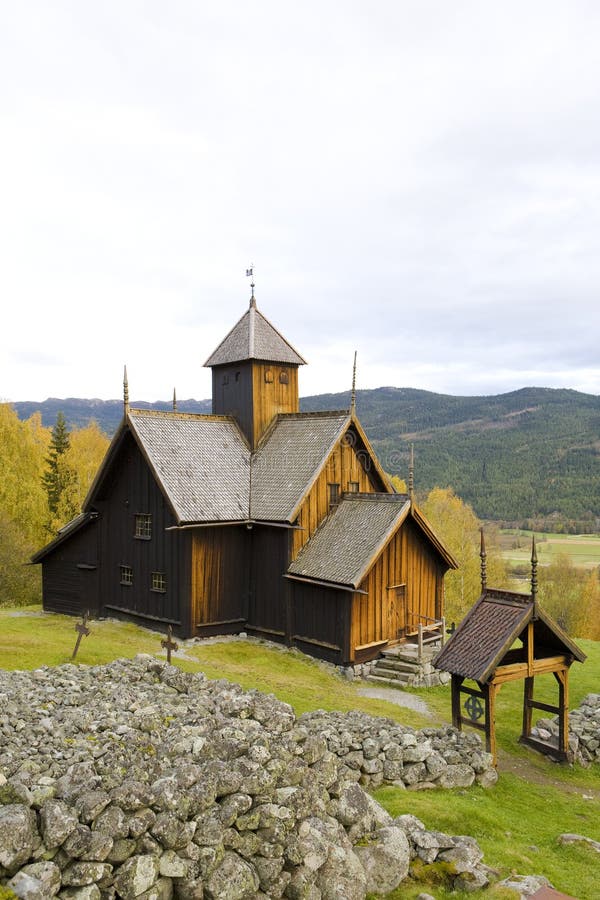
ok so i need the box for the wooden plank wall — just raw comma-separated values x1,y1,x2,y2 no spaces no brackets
351,518,442,653
291,428,386,558
290,582,348,664
211,361,299,449
191,526,248,634
41,522,99,616
247,525,290,641
211,361,255,445
94,432,187,633
251,363,299,449
403,518,442,624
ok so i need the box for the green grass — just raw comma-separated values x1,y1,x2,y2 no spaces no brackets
373,775,600,899
500,529,600,570
2,606,600,898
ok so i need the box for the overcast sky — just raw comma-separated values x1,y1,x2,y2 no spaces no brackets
2,1,599,405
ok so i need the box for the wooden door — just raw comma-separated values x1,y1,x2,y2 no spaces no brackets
387,584,406,643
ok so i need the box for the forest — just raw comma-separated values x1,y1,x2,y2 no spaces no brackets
2,401,599,636
13,384,600,529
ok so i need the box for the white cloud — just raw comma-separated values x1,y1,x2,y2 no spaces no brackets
1,0,599,403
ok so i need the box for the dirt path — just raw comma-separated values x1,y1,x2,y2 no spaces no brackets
496,747,600,800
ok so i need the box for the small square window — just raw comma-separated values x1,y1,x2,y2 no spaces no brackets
328,483,340,511
222,374,229,385
134,514,152,539
264,369,274,383
348,481,360,493
279,370,289,384
151,571,166,593
120,565,133,585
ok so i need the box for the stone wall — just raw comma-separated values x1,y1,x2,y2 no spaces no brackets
300,710,498,790
0,656,497,899
534,693,600,764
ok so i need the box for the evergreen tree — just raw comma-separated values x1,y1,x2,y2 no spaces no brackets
42,412,77,531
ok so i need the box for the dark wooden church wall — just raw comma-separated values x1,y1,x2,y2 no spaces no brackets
94,433,187,633
211,361,254,445
41,522,99,616
290,582,348,664
191,526,249,635
247,525,290,641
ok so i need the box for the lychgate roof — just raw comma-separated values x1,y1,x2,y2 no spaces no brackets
129,411,251,523
434,588,586,682
250,412,350,521
204,301,306,367
288,493,410,588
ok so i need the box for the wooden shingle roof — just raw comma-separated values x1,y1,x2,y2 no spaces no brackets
434,588,586,682
250,412,351,521
128,411,251,523
204,302,306,367
288,493,411,587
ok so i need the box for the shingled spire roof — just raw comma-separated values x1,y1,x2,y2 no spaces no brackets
204,298,307,367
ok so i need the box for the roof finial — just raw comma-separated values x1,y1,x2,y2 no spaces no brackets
246,265,256,308
123,365,130,416
480,528,487,592
531,535,538,605
350,351,357,416
408,444,414,501
172,388,177,412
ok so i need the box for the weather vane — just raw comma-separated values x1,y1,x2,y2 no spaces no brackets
246,265,255,304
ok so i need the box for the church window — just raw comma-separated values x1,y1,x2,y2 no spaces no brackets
222,374,229,385
348,481,360,493
328,483,340,511
264,370,274,383
135,514,152,539
235,371,241,382
279,370,289,384
120,565,133,585
151,572,166,593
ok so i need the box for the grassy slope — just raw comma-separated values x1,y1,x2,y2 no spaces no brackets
2,609,599,899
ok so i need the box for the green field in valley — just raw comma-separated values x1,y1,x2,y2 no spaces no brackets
500,529,600,570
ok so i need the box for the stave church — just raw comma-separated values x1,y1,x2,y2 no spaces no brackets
33,291,457,667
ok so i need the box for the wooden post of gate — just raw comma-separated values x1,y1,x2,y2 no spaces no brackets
72,611,91,660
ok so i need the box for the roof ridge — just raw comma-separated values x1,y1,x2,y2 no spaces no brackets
277,410,350,420
129,409,237,423
342,492,409,502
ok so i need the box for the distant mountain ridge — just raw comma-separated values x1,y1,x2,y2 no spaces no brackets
11,386,600,526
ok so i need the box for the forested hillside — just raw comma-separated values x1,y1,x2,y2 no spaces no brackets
12,386,600,528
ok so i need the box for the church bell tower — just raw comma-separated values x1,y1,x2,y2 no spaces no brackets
204,295,306,450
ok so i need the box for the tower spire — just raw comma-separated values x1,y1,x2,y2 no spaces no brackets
531,535,538,609
123,365,130,416
480,528,487,592
408,444,414,501
172,387,177,412
246,265,256,308
350,351,357,416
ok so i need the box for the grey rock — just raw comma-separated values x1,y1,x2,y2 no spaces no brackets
17,861,62,896
315,844,366,900
40,799,80,850
0,804,39,873
61,861,113,886
354,825,410,893
112,854,160,898
204,850,259,899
